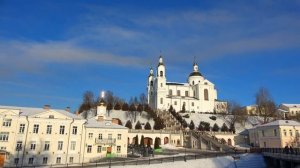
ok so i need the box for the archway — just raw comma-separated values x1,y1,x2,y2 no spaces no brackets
164,137,169,144
228,139,232,146
221,138,226,144
144,137,153,146
177,139,181,146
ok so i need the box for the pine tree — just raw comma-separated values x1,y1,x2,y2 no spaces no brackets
212,123,219,132
135,135,139,146
221,123,229,132
114,102,121,110
154,137,160,149
198,122,204,131
140,135,145,147
137,104,143,115
189,120,195,130
135,121,142,130
144,122,152,130
229,123,236,133
122,103,129,111
125,120,132,129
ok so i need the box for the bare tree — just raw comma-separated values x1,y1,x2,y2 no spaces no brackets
78,91,96,118
227,101,247,128
255,87,276,123
139,93,147,105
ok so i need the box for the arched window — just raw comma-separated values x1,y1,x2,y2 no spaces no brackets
192,81,194,85
150,81,153,86
204,89,209,101
160,71,163,77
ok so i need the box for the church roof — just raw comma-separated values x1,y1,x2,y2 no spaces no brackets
189,71,202,77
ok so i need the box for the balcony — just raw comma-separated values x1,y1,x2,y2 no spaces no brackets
95,138,116,146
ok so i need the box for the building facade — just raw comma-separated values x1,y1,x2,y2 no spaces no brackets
0,104,128,167
278,104,300,117
248,120,300,148
147,56,226,113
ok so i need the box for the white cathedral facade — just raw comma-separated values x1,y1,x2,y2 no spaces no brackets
147,56,227,113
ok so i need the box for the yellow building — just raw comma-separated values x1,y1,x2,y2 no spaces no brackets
278,104,300,117
248,120,300,148
0,104,128,167
242,105,258,115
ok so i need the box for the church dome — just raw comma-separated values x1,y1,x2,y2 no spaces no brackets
189,71,202,77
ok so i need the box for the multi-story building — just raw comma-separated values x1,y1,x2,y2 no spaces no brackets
147,56,227,113
242,105,259,115
0,102,128,167
278,104,300,117
248,120,300,148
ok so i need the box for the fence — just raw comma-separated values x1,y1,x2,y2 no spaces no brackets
7,152,238,168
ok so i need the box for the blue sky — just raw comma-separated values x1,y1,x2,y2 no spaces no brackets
0,0,300,111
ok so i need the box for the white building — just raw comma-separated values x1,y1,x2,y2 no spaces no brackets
278,104,300,117
147,56,226,113
0,103,128,167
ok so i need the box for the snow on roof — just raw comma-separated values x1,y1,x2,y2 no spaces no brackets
277,109,289,113
0,105,81,119
85,118,127,129
281,104,300,108
259,120,300,127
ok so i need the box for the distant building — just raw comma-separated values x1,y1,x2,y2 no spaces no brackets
147,56,227,113
278,104,300,118
0,103,128,167
248,120,300,148
242,105,259,115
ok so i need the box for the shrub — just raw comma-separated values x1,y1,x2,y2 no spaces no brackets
125,120,132,129
209,116,217,121
135,121,142,129
212,123,219,132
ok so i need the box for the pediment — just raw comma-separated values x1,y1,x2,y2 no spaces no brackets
0,109,19,116
31,110,73,120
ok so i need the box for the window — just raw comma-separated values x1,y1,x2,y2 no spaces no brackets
97,146,102,153
150,81,153,86
274,129,277,136
160,71,163,77
262,130,265,137
174,101,177,105
56,157,61,164
58,141,63,150
177,90,180,96
30,141,36,150
117,146,121,153
185,91,189,97
16,141,22,151
70,141,76,150
263,142,266,148
46,125,52,134
0,132,9,141
14,158,19,165
88,133,93,138
160,98,163,104
33,124,39,134
87,145,92,153
192,102,194,107
69,157,74,164
192,81,194,85
117,134,121,140
108,134,112,140
283,130,287,136
2,119,12,127
43,157,48,164
28,158,34,164
49,115,54,119
204,89,209,101
98,134,103,139
290,130,293,136
169,89,172,95
59,125,65,134
19,124,25,134
296,130,299,137
44,141,50,151
72,126,77,135
160,83,163,87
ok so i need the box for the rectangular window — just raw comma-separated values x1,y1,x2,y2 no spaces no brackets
177,90,180,96
2,119,12,127
0,132,9,141
14,158,19,164
98,134,102,139
69,157,74,164
30,142,36,150
43,157,48,164
58,141,63,150
59,125,65,134
108,134,112,140
33,124,39,134
160,98,163,104
97,146,102,153
72,126,77,135
28,158,34,164
169,89,172,95
16,141,22,151
284,130,287,136
117,146,121,153
274,129,277,136
296,130,299,137
192,102,194,106
185,91,189,97
46,125,52,134
174,101,177,105
19,124,25,134
44,141,50,151
117,134,121,140
290,130,293,136
88,133,93,138
70,141,76,150
87,145,92,153
262,130,265,137
56,157,61,164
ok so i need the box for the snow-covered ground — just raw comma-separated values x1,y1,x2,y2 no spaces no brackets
109,153,266,168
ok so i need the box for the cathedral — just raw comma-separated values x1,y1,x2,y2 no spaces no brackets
147,56,227,113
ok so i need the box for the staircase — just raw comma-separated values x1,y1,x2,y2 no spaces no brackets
235,154,266,168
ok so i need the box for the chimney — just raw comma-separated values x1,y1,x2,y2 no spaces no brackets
44,105,50,110
97,116,104,122
65,107,71,112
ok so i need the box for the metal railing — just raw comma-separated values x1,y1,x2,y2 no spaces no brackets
95,138,116,145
